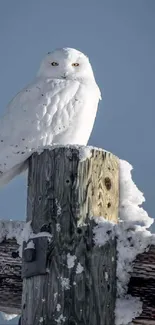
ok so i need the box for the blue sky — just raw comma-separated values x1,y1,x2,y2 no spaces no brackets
0,1,155,323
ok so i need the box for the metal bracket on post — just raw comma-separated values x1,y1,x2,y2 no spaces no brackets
21,235,52,279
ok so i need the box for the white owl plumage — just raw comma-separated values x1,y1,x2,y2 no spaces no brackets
0,48,101,186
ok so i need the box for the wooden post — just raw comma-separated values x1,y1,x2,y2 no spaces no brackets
0,148,154,324
0,153,155,324
21,146,119,325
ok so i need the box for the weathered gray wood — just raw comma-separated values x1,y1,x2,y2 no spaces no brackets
133,321,155,324
0,237,22,314
129,245,155,325
22,147,119,325
0,220,24,314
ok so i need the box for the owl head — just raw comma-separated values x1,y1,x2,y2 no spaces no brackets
37,48,95,81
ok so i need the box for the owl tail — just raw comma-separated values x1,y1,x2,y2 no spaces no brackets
0,161,28,187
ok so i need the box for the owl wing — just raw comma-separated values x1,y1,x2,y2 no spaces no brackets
0,78,81,175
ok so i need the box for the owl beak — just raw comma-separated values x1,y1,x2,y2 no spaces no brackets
62,72,68,79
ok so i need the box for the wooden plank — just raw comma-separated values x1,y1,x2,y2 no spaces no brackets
129,245,155,325
0,237,22,314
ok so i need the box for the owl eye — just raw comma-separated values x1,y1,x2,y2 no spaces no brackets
51,62,59,66
72,63,79,67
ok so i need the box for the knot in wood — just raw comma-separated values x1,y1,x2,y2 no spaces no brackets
12,251,19,258
65,178,71,185
77,227,83,235
104,177,112,190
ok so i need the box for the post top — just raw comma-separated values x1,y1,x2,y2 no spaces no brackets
35,144,115,161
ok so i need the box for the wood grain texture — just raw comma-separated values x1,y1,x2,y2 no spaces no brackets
129,245,155,325
22,147,119,325
0,238,22,314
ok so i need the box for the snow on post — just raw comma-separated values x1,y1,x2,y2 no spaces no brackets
116,160,154,325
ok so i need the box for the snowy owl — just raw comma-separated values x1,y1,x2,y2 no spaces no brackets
0,47,101,186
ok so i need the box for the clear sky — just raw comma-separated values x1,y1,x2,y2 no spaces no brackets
0,1,155,323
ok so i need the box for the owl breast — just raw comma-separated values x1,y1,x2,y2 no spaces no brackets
41,79,100,146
